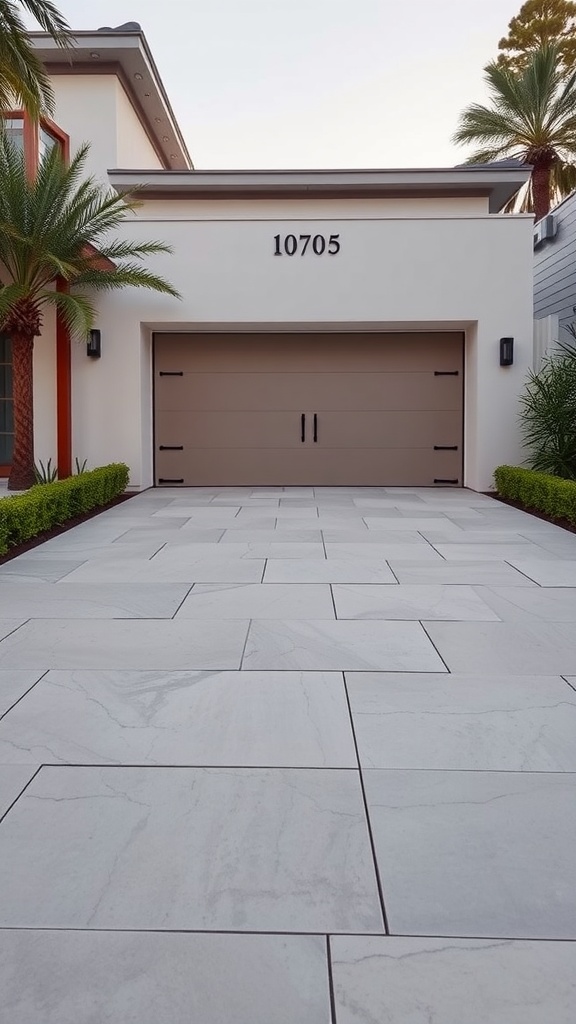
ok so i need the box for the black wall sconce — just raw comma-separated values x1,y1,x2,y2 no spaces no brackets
87,329,101,359
499,337,514,366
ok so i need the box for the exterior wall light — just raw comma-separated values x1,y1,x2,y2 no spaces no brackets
87,329,101,359
499,337,514,366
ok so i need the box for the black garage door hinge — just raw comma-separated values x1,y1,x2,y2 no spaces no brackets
434,445,458,451
159,371,183,376
434,478,459,484
158,478,184,484
159,445,184,451
434,370,459,376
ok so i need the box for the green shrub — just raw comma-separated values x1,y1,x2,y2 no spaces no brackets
494,466,576,525
519,356,576,479
0,463,129,555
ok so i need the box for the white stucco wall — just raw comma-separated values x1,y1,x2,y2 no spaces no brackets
33,307,57,468
50,75,163,182
64,202,533,492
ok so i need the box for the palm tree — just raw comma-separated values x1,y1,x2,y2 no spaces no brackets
454,45,576,220
0,135,181,490
0,1,73,118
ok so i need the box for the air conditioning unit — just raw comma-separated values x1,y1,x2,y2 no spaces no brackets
533,214,557,248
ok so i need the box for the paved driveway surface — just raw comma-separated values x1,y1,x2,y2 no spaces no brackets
0,486,575,1022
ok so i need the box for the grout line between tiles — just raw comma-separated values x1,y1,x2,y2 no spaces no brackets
238,620,252,669
418,622,451,674
0,765,42,827
0,669,50,721
562,676,576,693
170,585,195,619
326,935,338,1024
341,671,390,936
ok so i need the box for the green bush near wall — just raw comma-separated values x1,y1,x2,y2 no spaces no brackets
0,463,130,555
494,466,576,526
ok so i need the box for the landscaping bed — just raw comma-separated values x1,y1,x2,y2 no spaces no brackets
493,465,576,534
0,463,131,560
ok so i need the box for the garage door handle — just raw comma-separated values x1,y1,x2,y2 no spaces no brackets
313,414,318,443
301,413,306,442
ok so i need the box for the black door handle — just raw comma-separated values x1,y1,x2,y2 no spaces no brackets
301,413,306,442
313,414,318,443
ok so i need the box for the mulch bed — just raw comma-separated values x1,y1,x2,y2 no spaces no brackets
0,492,137,565
485,492,576,535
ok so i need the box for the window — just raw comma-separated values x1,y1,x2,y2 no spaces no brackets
39,125,59,162
0,336,13,465
4,117,24,155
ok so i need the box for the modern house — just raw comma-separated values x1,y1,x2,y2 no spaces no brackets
1,23,534,491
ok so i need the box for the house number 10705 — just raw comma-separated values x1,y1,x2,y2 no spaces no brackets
273,233,341,256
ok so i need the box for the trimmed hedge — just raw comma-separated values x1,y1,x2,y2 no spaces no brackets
0,463,130,555
494,465,576,526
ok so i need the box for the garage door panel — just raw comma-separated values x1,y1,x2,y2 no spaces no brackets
313,410,461,448
154,333,463,374
156,372,461,413
155,448,461,487
156,410,306,448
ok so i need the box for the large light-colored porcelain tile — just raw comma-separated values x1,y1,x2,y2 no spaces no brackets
0,583,190,619
113,528,222,544
506,560,576,586
156,507,240,518
58,558,265,584
347,672,576,770
0,670,46,716
220,529,323,543
214,517,279,530
363,770,576,938
264,559,396,583
0,622,26,642
364,517,461,532
331,935,576,1024
431,543,558,561
390,561,537,585
0,931,330,1024
325,543,442,561
0,766,37,817
177,583,334,619
0,620,249,670
477,586,576,622
0,670,355,767
31,541,166,561
243,620,446,672
323,530,426,544
424,621,576,674
422,530,530,544
0,558,85,582
333,585,498,621
0,766,382,932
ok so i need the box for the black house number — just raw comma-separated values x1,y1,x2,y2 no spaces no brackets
273,233,340,256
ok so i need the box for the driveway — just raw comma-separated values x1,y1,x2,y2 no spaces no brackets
0,485,575,1022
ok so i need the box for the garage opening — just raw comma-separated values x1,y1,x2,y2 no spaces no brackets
153,332,464,486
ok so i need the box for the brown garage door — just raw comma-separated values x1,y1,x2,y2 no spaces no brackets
154,332,463,486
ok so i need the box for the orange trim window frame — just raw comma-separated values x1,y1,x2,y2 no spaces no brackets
1,111,72,479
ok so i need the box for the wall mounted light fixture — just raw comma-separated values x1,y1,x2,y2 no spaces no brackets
87,329,101,359
499,337,514,366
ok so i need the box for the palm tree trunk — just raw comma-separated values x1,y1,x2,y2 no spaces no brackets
532,161,552,222
8,332,36,491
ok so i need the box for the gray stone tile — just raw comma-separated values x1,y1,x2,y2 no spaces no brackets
0,583,190,619
424,621,576,674
331,935,576,1024
325,543,443,561
0,559,85,582
0,931,330,1024
333,585,499,621
347,673,576,770
220,529,323,543
364,518,460,531
0,622,25,642
264,560,397,583
0,766,37,817
363,769,576,938
58,558,266,584
0,620,249,670
0,670,46,717
0,670,356,767
506,560,576,586
390,561,537,585
323,531,427,544
430,543,559,561
422,531,531,544
0,766,383,932
116,528,224,544
477,586,576,622
176,583,335,619
243,620,446,672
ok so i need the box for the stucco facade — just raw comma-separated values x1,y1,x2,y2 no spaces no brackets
21,27,534,492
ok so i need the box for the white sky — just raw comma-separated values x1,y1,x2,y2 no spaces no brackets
25,0,522,169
